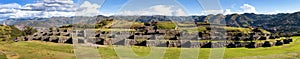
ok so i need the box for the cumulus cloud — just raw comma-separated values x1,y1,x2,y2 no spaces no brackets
76,1,101,16
118,5,188,16
221,4,257,15
0,0,80,19
223,9,232,15
21,0,76,12
0,3,21,9
175,9,187,16
0,3,21,14
240,4,257,13
223,4,295,15
0,0,107,20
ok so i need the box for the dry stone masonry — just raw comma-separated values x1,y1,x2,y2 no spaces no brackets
16,22,295,48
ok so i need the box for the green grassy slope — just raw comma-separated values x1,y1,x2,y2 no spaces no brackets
0,37,300,59
0,41,74,59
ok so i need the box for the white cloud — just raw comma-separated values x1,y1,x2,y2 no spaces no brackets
223,4,299,15
23,0,76,12
0,3,21,14
118,5,188,16
76,1,101,16
240,4,257,13
0,0,106,19
223,9,232,15
222,9,244,15
220,4,257,15
149,5,174,16
0,0,79,19
0,9,19,14
43,0,74,4
175,9,187,16
0,3,21,9
0,3,22,19
259,10,300,14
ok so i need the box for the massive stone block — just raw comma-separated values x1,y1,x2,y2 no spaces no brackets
33,36,42,40
51,38,59,43
227,42,236,48
201,42,212,48
233,42,243,47
190,41,201,48
124,39,134,46
62,33,70,36
259,36,267,40
262,41,272,47
63,37,73,44
211,41,227,48
26,36,34,41
49,36,59,43
288,38,293,42
275,40,283,46
134,40,147,46
41,36,50,41
48,33,54,36
111,39,126,45
167,40,180,47
246,42,259,48
179,40,191,48
146,40,168,47
54,32,61,36
84,37,100,44
283,39,290,44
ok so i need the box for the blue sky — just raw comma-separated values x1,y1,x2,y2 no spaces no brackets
0,0,300,17
99,0,300,15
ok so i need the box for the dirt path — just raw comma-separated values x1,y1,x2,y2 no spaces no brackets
0,50,19,59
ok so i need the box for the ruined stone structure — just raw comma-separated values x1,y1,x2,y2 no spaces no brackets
17,22,294,48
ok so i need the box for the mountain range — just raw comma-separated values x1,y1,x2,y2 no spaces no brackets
2,12,300,33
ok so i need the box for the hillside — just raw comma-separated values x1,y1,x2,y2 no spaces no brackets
2,12,300,33
0,25,25,41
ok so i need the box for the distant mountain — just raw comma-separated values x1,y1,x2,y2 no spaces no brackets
2,12,300,33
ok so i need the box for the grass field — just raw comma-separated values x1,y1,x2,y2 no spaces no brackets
0,54,6,59
0,37,300,59
0,41,74,59
225,27,270,34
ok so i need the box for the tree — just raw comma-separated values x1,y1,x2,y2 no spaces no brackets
24,26,37,35
9,26,25,38
0,26,12,41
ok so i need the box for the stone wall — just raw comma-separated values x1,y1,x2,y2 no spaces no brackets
16,28,294,48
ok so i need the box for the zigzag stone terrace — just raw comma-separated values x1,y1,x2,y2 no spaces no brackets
16,21,294,48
